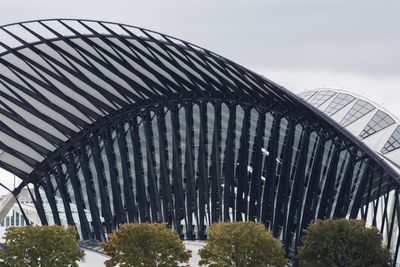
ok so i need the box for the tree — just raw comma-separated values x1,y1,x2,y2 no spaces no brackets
102,223,191,267
298,219,392,267
198,221,286,267
0,225,84,267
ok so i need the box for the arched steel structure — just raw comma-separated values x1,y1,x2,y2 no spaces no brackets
1,19,400,264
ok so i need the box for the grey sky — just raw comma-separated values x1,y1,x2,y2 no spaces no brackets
0,0,400,190
2,1,399,77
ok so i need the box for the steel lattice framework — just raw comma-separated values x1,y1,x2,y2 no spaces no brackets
1,19,400,265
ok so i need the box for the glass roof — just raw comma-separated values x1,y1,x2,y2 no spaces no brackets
298,90,317,101
340,99,376,127
308,90,336,107
382,126,400,154
359,111,395,139
324,93,355,116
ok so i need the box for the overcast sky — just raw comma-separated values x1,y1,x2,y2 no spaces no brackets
0,0,399,191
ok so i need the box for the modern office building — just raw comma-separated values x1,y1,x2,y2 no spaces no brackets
0,19,399,265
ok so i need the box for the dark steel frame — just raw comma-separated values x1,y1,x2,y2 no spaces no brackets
0,19,399,266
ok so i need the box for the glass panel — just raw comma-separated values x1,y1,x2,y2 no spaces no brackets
234,105,245,178
324,93,355,116
382,126,400,154
340,99,375,127
298,91,317,100
308,90,336,107
248,109,259,163
359,111,395,139
220,103,229,182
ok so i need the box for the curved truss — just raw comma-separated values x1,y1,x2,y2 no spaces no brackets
1,19,400,264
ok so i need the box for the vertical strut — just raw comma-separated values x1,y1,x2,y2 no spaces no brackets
261,113,281,228
43,175,61,225
184,103,196,238
90,136,113,232
143,111,162,222
223,104,236,221
170,103,186,237
103,129,126,225
54,163,75,226
156,106,173,226
285,128,310,251
235,108,251,221
66,152,91,240
79,144,104,240
248,112,266,222
31,185,48,225
273,119,295,237
317,145,339,219
210,102,222,223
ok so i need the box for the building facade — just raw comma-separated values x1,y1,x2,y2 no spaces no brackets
0,19,400,264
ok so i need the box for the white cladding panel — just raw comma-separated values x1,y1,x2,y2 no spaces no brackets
300,89,400,169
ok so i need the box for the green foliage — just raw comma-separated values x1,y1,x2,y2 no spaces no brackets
298,219,392,267
102,223,191,267
198,221,286,267
0,225,84,267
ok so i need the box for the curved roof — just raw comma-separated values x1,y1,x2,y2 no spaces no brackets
299,89,400,169
0,19,399,183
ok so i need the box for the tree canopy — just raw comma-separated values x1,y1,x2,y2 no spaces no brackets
298,219,392,267
198,221,286,267
0,225,84,267
102,223,191,267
